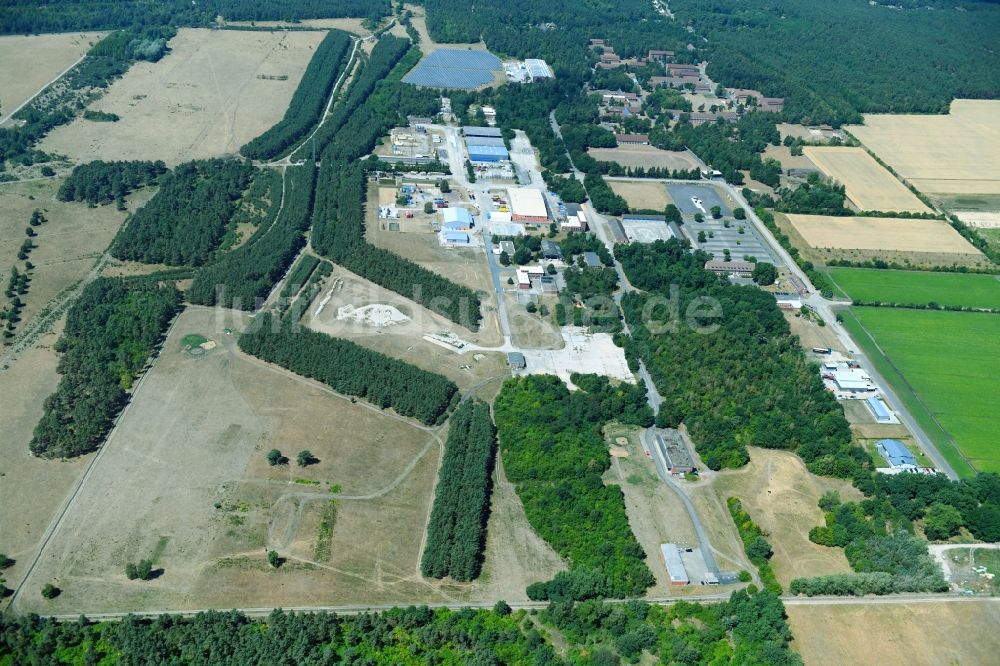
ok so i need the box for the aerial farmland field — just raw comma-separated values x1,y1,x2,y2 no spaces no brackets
40,28,327,164
848,100,1000,208
802,146,932,213
826,268,1000,309
842,307,1000,475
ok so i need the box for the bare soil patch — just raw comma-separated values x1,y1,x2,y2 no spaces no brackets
588,146,700,171
803,146,932,213
787,601,1000,666
0,32,106,125
692,448,862,588
607,180,672,210
40,29,325,165
848,100,1000,197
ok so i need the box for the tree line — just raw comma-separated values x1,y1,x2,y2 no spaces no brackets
421,400,497,581
494,375,655,600
237,312,457,425
111,159,254,266
188,166,308,310
727,497,781,594
29,277,181,458
239,30,353,161
311,159,481,328
57,159,166,206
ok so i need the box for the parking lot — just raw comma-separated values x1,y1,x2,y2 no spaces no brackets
667,183,732,217
687,215,778,263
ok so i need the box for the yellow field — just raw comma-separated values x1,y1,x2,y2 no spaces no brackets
788,601,1000,666
40,28,325,164
803,146,932,213
0,32,106,125
848,100,1000,196
786,214,980,254
608,180,672,210
587,145,701,171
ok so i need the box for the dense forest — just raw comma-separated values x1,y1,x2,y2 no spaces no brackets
57,159,166,206
29,278,181,458
111,160,254,266
494,375,655,600
239,30,353,161
671,0,1000,125
0,591,801,664
311,160,481,328
0,0,390,35
421,400,497,581
617,240,865,478
238,313,457,425
188,166,308,310
0,28,172,166
774,173,850,215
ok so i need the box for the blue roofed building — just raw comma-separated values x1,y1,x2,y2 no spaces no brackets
866,396,894,423
443,231,471,245
441,207,474,230
876,439,917,470
467,143,509,162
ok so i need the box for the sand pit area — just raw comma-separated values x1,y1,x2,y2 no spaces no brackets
40,28,326,164
803,146,932,213
848,100,1000,196
786,214,980,255
336,303,411,327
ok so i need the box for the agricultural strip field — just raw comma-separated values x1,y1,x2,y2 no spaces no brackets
608,180,673,210
14,307,457,613
841,307,1000,475
40,29,325,165
826,268,1000,309
587,146,701,171
787,601,1000,666
783,213,985,266
848,100,1000,203
0,32,106,124
802,146,932,213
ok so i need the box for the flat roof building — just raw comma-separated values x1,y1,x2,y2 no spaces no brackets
525,58,553,79
877,439,917,469
507,352,526,369
443,231,470,244
660,543,689,585
705,260,755,277
583,251,601,267
866,396,893,423
467,144,509,162
541,239,562,259
508,188,549,222
608,217,629,244
615,133,650,145
832,368,875,392
466,136,506,147
441,207,473,229
464,126,503,138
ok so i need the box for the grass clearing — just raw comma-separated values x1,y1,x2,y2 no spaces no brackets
787,601,1000,666
40,29,326,165
587,146,701,171
848,100,1000,197
607,180,673,210
802,146,932,213
842,307,1000,475
826,268,1000,309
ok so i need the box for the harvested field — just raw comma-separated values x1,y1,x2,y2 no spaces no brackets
0,32,106,125
14,306,462,614
803,146,932,213
40,29,326,165
587,146,700,171
785,213,981,254
0,178,155,332
787,601,1000,666
608,179,672,210
692,448,861,589
848,100,1000,198
763,144,817,172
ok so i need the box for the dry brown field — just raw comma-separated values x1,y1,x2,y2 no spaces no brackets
802,146,932,213
776,123,846,144
788,600,1000,666
691,447,862,588
607,179,673,210
40,29,325,165
0,178,156,333
302,265,507,392
0,32,106,125
763,144,817,172
588,146,701,171
848,100,1000,199
785,214,982,255
225,18,371,35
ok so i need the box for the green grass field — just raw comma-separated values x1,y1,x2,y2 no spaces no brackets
842,307,1000,476
181,333,208,348
827,268,1000,309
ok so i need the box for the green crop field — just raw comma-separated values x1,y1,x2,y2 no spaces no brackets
842,307,1000,476
827,268,1000,310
